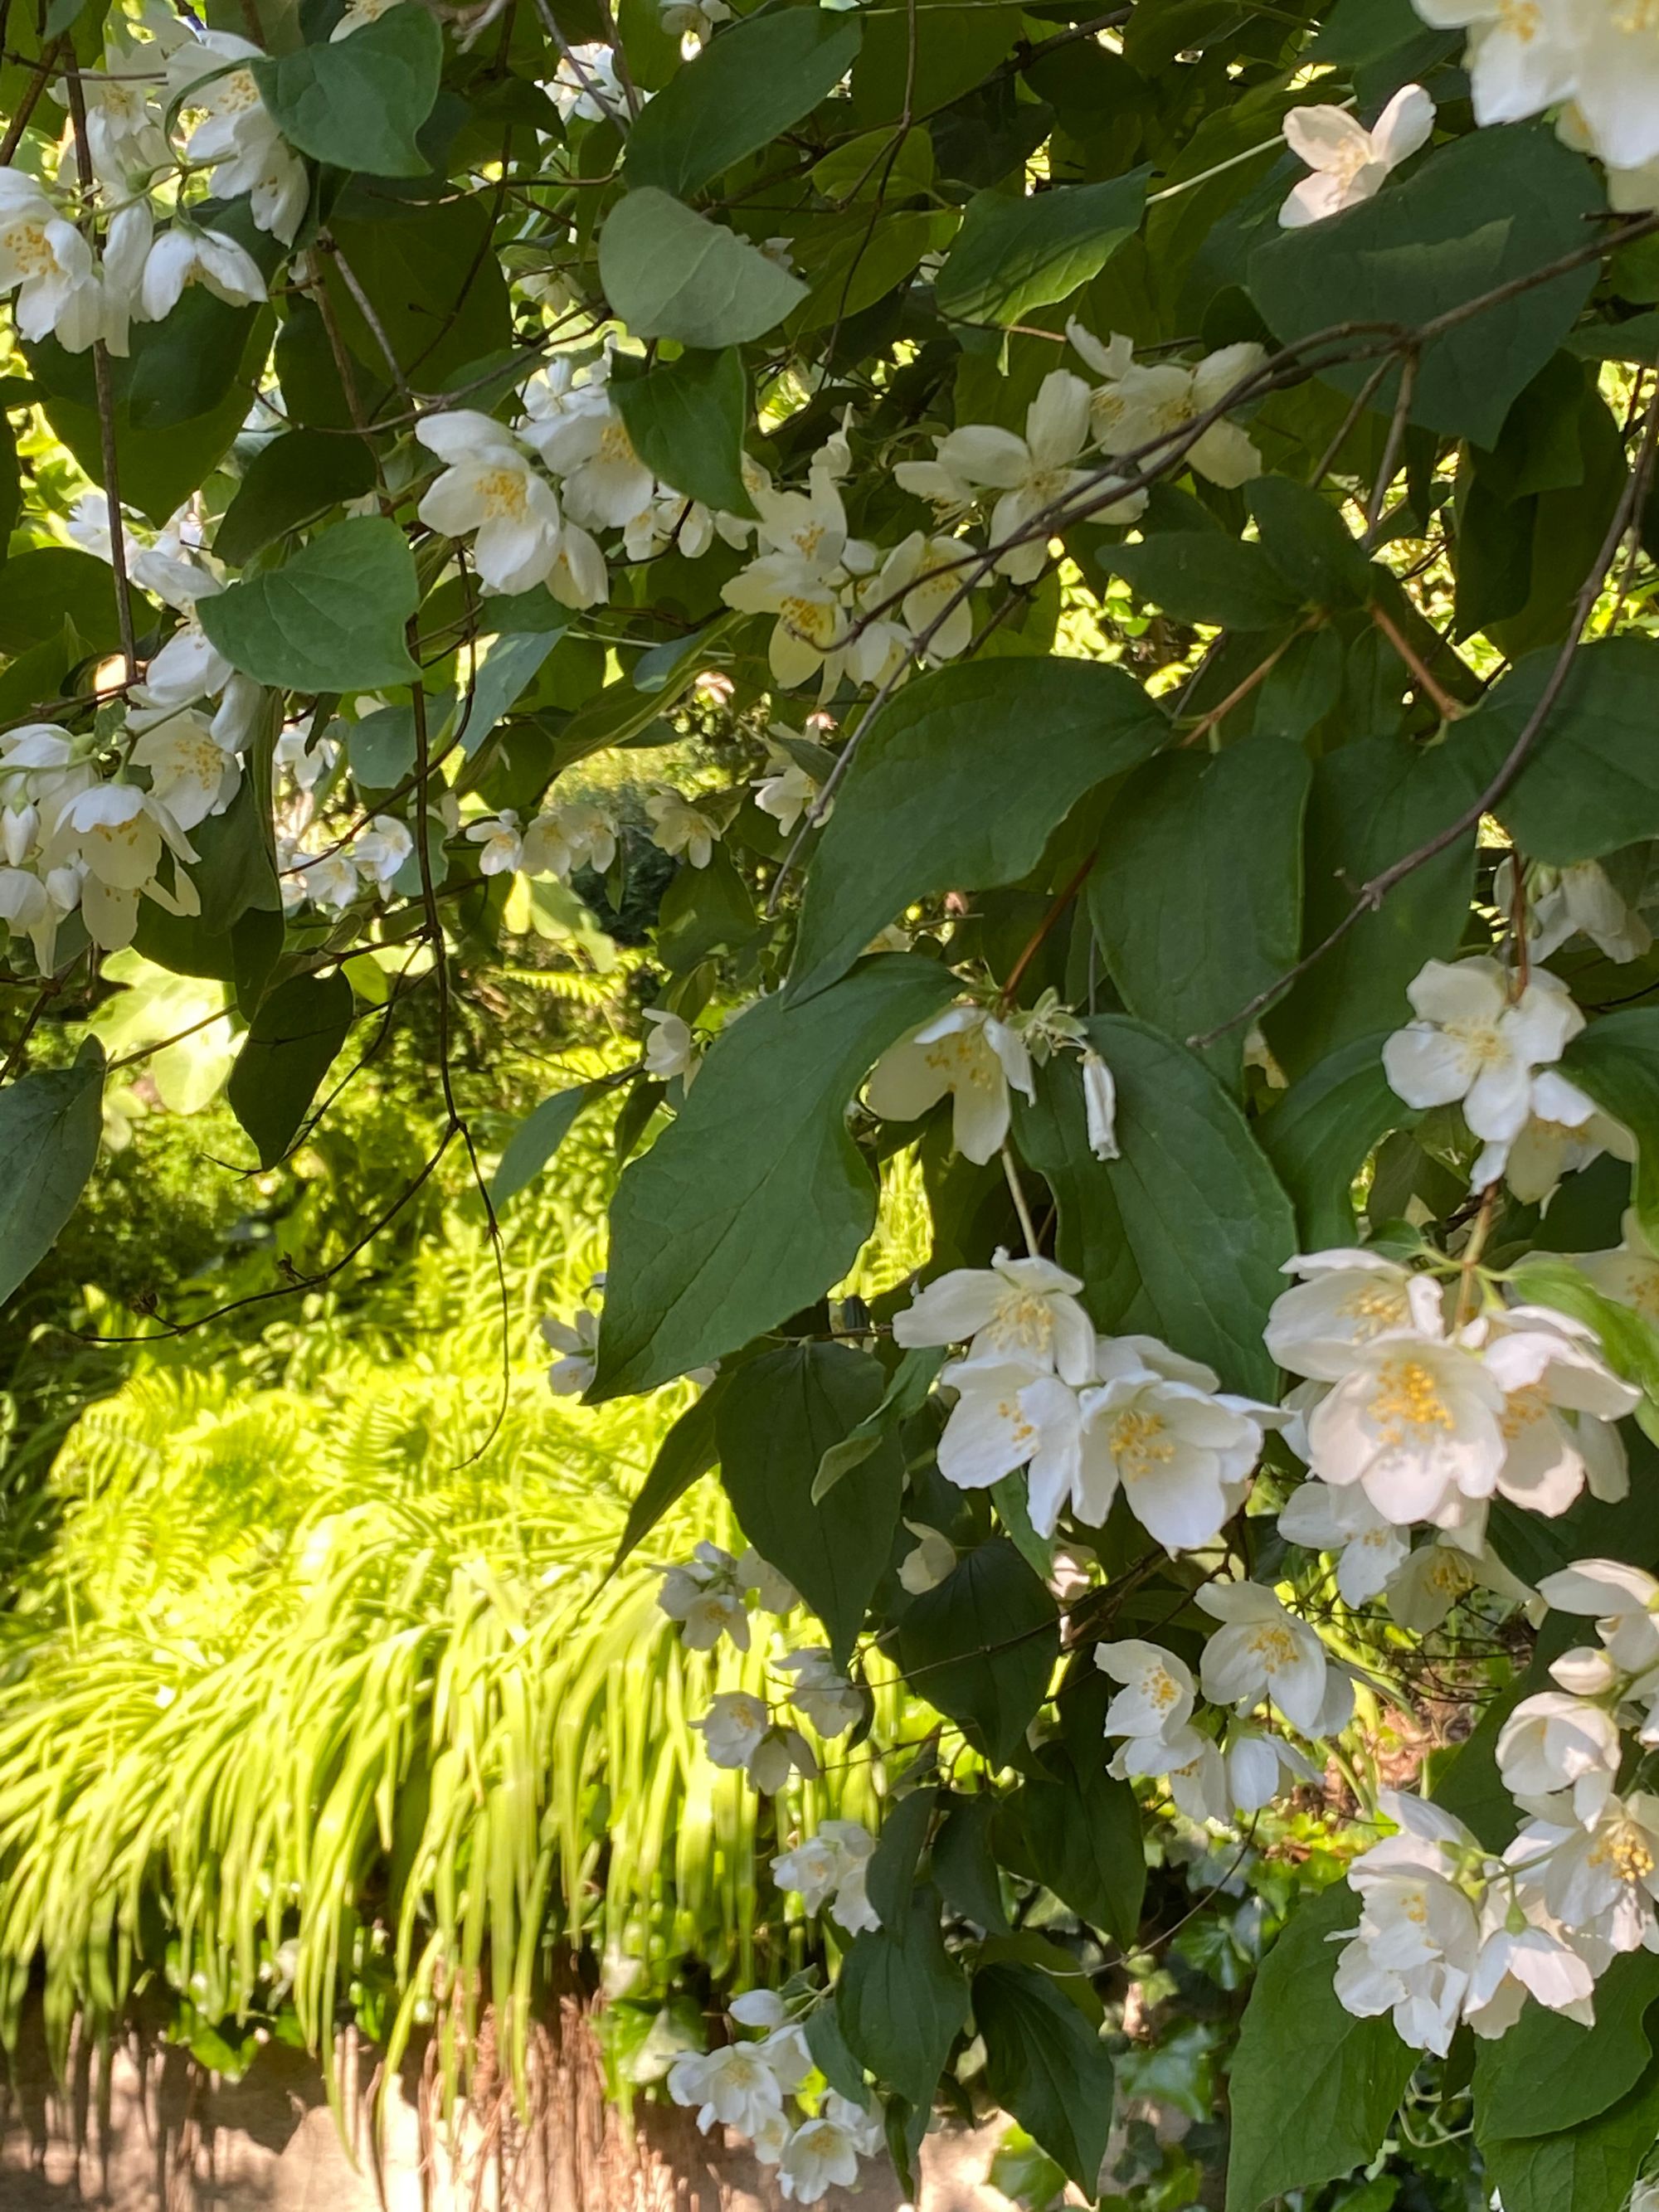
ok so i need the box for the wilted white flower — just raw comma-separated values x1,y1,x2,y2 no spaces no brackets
1080,1049,1118,1159
541,1307,598,1394
775,1647,862,1736
642,1008,696,1082
898,1520,956,1593
646,790,720,868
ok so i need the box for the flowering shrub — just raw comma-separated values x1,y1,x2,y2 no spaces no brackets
7,0,1659,2200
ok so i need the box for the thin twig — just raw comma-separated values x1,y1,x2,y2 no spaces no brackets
1369,600,1465,722
0,34,61,166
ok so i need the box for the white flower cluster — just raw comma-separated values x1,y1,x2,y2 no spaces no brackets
895,1252,1285,1550
771,1821,879,1936
868,996,1117,1166
1097,1612,1336,1824
655,1539,797,1651
667,1989,883,2203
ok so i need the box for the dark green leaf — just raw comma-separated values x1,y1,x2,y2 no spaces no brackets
197,517,420,692
611,347,755,517
1258,1033,1404,1248
1473,1951,1659,2144
1248,124,1603,448
1107,536,1301,630
600,189,806,348
0,547,124,658
591,955,955,1397
1247,479,1374,608
994,1748,1145,1950
214,429,380,566
624,8,862,198
323,196,512,388
867,1788,938,1927
932,1794,1010,1934
974,1962,1114,2194
894,1538,1059,1765
1014,1017,1296,1398
789,658,1166,1003
836,1883,970,2108
1563,1012,1659,1247
491,1081,605,1205
1088,736,1311,1087
716,1342,903,1665
934,172,1147,328
814,1344,945,1503
226,969,355,1169
1224,1885,1415,2212
1481,2052,1659,2212
608,1373,726,1574
255,7,442,177
1469,637,1659,865
804,2001,868,2103
0,1041,105,1308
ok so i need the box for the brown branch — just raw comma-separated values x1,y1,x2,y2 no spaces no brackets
1369,600,1465,722
0,33,61,166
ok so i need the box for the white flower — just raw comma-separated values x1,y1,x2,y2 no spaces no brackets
1096,1637,1196,1741
667,2042,787,2138
771,1820,878,1930
898,1520,956,1593
546,522,609,610
1538,1558,1659,1671
1579,1211,1659,1328
1279,85,1435,226
778,2117,863,2204
44,782,198,951
697,1693,817,1791
933,1355,1052,1492
1479,1305,1637,1516
169,31,309,241
1411,0,1574,130
1225,1725,1320,1812
893,1249,1093,1380
1109,1720,1228,1823
521,802,615,880
291,848,358,912
727,1989,789,2030
1501,855,1652,967
1383,957,1584,1148
738,1545,799,1615
416,414,563,596
1067,324,1266,488
129,710,241,832
866,1004,1036,1164
657,1543,752,1652
1080,1049,1119,1159
874,530,977,663
1277,1477,1410,1604
541,1307,598,1394
331,0,410,36
753,758,820,836
642,1008,696,1082
1497,1689,1621,1810
465,809,525,875
821,2093,883,2160
645,790,719,868
1487,1088,1632,1208
775,1648,861,1736
0,172,94,343
1465,1878,1596,2039
1196,1582,1332,1733
80,26,172,185
721,481,851,690
1019,1339,1277,1546
1521,1783,1659,1953
1334,1791,1486,2056
1384,1536,1531,1633
1301,1278,1507,1526
352,814,413,890
518,366,654,531
547,40,624,121
1266,1248,1419,1381
139,226,266,321
931,371,1142,582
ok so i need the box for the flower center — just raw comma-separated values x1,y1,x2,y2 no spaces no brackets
2,219,55,279
1336,1281,1411,1336
1500,1381,1552,1438
1498,0,1541,35
597,420,635,463
1592,1822,1657,1884
1370,1356,1454,1443
1445,1016,1508,1067
1108,1407,1175,1478
985,1289,1053,1355
1248,1623,1299,1670
476,466,530,518
779,595,838,648
221,67,260,110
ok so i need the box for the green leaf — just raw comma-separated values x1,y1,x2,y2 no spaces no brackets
1247,479,1375,610
932,1794,1010,1934
866,1788,938,1928
715,1342,903,1665
1263,730,1489,1080
255,7,442,177
1248,124,1603,449
0,1041,105,1308
1481,2053,1659,2212
1562,1012,1659,1248
491,1081,605,1205
600,189,806,348
789,658,1166,1003
611,348,755,518
197,517,420,692
973,1962,1114,2194
0,547,126,658
450,628,562,756
1088,736,1311,1087
591,955,956,1397
1467,637,1659,865
995,1748,1145,1950
1473,1951,1659,2145
836,1883,970,2108
623,8,862,198
1106,536,1301,631
323,197,511,389
803,2001,868,2103
1258,1033,1404,1249
1014,1017,1296,1398
608,1374,727,1574
934,172,1147,328
226,970,355,1169
1509,1254,1659,1408
813,1344,945,1503
214,429,380,566
1224,1885,1416,2212
789,207,960,333
894,1538,1059,1766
